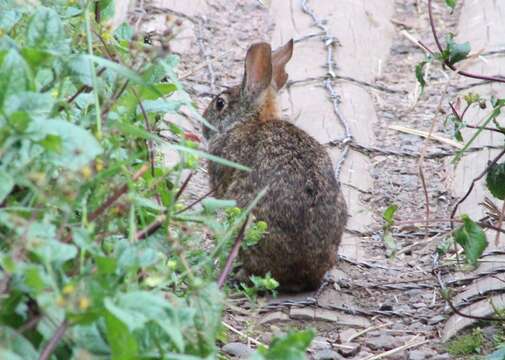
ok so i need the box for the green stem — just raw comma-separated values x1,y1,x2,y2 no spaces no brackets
84,1,102,139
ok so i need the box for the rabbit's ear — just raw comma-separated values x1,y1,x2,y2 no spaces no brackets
242,43,273,97
271,39,293,90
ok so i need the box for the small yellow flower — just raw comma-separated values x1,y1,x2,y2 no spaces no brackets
51,90,59,98
95,158,104,172
101,31,113,42
81,165,92,179
56,296,66,307
79,297,91,310
62,284,75,295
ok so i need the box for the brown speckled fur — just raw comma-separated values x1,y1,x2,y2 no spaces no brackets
203,41,347,292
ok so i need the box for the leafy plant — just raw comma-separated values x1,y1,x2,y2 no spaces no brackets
251,329,315,360
0,1,314,359
240,273,280,302
447,328,484,356
454,215,488,266
382,204,398,258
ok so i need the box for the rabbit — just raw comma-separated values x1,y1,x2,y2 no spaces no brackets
202,39,348,292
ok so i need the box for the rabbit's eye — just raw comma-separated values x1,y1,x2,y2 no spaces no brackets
215,96,226,112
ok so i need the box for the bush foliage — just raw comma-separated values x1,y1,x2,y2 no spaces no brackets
0,1,313,359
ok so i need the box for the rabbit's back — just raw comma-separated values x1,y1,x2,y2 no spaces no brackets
208,119,347,291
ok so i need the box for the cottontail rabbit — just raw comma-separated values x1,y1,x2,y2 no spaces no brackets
203,40,347,292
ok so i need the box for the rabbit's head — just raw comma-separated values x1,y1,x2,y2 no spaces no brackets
203,39,293,140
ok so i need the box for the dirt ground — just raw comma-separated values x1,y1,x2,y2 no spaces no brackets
122,0,505,358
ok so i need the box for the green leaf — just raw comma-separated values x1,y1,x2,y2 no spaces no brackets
383,204,398,227
0,172,14,203
486,162,505,200
105,291,185,351
26,222,78,265
415,61,427,94
4,92,54,118
29,118,102,171
114,23,134,41
95,0,115,22
38,134,62,153
8,112,31,133
26,7,65,51
453,105,502,164
0,326,38,360
84,55,161,96
104,310,139,360
454,215,488,266
0,9,23,32
141,83,177,100
96,256,117,275
446,34,471,66
0,50,32,107
21,48,52,70
201,198,237,212
445,0,457,9
253,330,315,360
23,265,47,293
383,231,397,258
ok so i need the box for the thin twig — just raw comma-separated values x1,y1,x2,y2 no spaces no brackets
221,321,266,347
175,189,215,214
450,148,505,230
89,164,149,222
217,217,249,288
433,269,505,321
39,319,68,360
61,68,106,110
363,336,428,360
136,214,167,240
495,201,505,246
346,322,392,343
175,172,193,201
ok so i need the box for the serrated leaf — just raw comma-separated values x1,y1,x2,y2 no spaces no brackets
486,162,505,200
454,215,488,266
